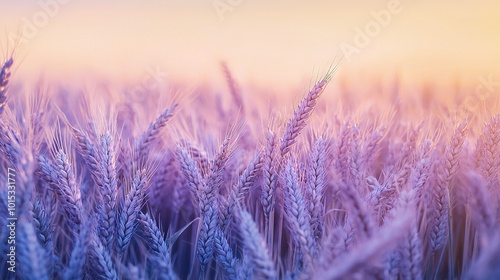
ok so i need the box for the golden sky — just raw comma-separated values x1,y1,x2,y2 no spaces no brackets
2,0,500,90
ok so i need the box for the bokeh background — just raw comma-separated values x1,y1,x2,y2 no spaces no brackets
1,0,500,93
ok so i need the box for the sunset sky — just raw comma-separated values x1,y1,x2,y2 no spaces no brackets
2,0,500,91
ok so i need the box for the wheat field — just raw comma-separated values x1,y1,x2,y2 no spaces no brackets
1,55,499,280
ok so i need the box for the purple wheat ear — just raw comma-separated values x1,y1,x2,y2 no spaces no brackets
283,158,314,269
135,104,177,164
116,168,148,254
96,132,118,252
280,73,333,158
0,57,13,116
430,121,467,252
213,227,238,279
53,149,83,232
239,210,277,279
138,212,177,279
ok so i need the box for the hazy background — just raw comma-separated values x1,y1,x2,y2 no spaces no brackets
1,0,500,92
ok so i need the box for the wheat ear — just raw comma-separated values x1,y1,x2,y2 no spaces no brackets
283,159,314,268
279,72,333,157
138,212,178,279
214,227,238,279
262,130,278,220
307,138,328,244
239,210,277,279
53,149,83,230
97,132,118,250
0,57,13,116
136,104,177,162
430,121,467,251
116,168,148,253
